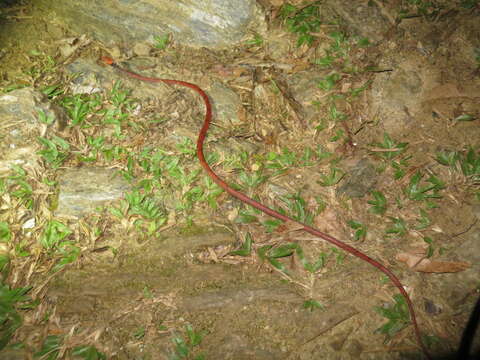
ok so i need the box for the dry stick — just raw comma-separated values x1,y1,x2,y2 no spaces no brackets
101,56,431,359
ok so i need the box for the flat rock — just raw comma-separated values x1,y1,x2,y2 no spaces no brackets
40,0,264,49
55,167,131,218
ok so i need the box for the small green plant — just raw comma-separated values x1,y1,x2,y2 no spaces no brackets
280,2,322,47
303,299,324,311
404,172,444,201
229,233,253,257
37,135,70,168
237,170,268,190
278,193,317,225
375,294,411,342
7,165,33,208
0,282,32,350
391,155,412,180
423,236,434,258
459,148,480,183
318,73,341,91
154,34,170,50
371,133,408,160
72,345,106,360
414,209,431,230
34,335,106,360
317,167,344,186
61,93,101,127
39,220,72,250
169,324,205,360
258,242,329,275
235,208,259,224
37,109,55,125
0,222,11,243
124,191,166,220
436,147,480,183
386,217,407,236
435,150,458,166
245,33,263,47
347,220,367,241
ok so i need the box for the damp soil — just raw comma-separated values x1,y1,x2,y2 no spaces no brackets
0,1,479,360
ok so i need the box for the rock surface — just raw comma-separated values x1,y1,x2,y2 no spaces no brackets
39,0,264,49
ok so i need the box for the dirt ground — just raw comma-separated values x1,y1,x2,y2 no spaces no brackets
0,1,479,359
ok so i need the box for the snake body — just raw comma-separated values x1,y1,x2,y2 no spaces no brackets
101,56,430,359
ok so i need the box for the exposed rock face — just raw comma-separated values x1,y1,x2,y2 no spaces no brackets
39,0,264,49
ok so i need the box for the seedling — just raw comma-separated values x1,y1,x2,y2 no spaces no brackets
347,220,367,241
303,299,324,311
39,220,73,250
375,294,411,342
317,167,344,186
279,193,317,225
404,172,444,201
391,155,412,180
37,135,70,168
258,244,293,273
41,84,63,99
435,150,458,167
237,170,268,190
280,2,322,47
7,165,33,208
371,133,408,160
423,236,434,258
61,93,101,127
169,324,205,360
318,73,341,91
154,34,170,50
459,148,480,182
109,80,132,108
295,245,328,273
229,232,253,257
245,33,263,47
414,209,431,230
386,217,407,236
34,335,61,359
0,222,11,243
37,109,55,125
71,345,106,360
124,191,166,220
235,209,259,224
0,282,32,350
367,190,387,215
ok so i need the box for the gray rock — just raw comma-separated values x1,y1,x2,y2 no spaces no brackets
55,167,131,218
337,158,377,198
40,0,264,49
210,82,242,126
0,88,67,174
324,0,392,43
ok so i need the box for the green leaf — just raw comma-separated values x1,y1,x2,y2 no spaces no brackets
72,345,106,360
229,233,253,257
34,335,62,359
303,299,324,311
0,222,11,243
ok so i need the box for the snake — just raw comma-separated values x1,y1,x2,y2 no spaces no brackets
100,56,431,359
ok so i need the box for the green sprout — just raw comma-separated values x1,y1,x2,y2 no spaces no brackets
386,217,407,236
404,172,444,201
347,220,367,241
280,2,322,47
169,324,205,360
371,133,408,160
375,294,411,342
154,34,170,50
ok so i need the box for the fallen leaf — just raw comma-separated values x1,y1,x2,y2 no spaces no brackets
396,252,470,273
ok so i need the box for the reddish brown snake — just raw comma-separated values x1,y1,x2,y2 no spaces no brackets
101,56,431,359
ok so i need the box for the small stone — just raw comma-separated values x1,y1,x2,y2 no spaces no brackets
133,42,151,57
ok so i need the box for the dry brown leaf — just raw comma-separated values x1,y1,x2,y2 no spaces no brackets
396,252,470,273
